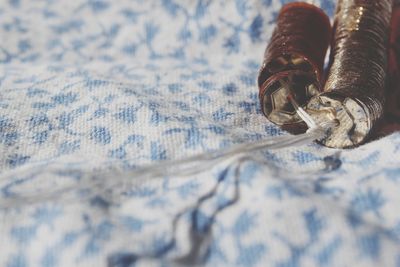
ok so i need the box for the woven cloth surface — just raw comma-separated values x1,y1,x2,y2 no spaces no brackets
1,1,400,266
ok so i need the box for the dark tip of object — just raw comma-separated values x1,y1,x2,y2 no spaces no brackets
323,154,342,171
107,253,138,267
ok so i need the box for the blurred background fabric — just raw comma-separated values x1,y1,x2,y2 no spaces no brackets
1,0,400,266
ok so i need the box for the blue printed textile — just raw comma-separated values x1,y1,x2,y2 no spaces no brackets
1,0,400,266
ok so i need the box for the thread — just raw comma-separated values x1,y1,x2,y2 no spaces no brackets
0,104,336,209
0,101,338,266
258,2,331,133
307,0,393,148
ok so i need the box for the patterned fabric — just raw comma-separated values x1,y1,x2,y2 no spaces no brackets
1,0,400,266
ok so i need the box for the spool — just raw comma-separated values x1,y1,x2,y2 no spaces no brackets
258,2,331,134
307,0,393,148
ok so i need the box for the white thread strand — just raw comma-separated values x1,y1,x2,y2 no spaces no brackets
0,107,335,208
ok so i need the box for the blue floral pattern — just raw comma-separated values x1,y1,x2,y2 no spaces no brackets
1,0,400,266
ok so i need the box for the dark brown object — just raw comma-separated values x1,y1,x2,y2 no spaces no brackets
258,2,331,134
307,0,393,148
374,1,400,137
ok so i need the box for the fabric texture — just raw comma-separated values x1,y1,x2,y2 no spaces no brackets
1,0,400,266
